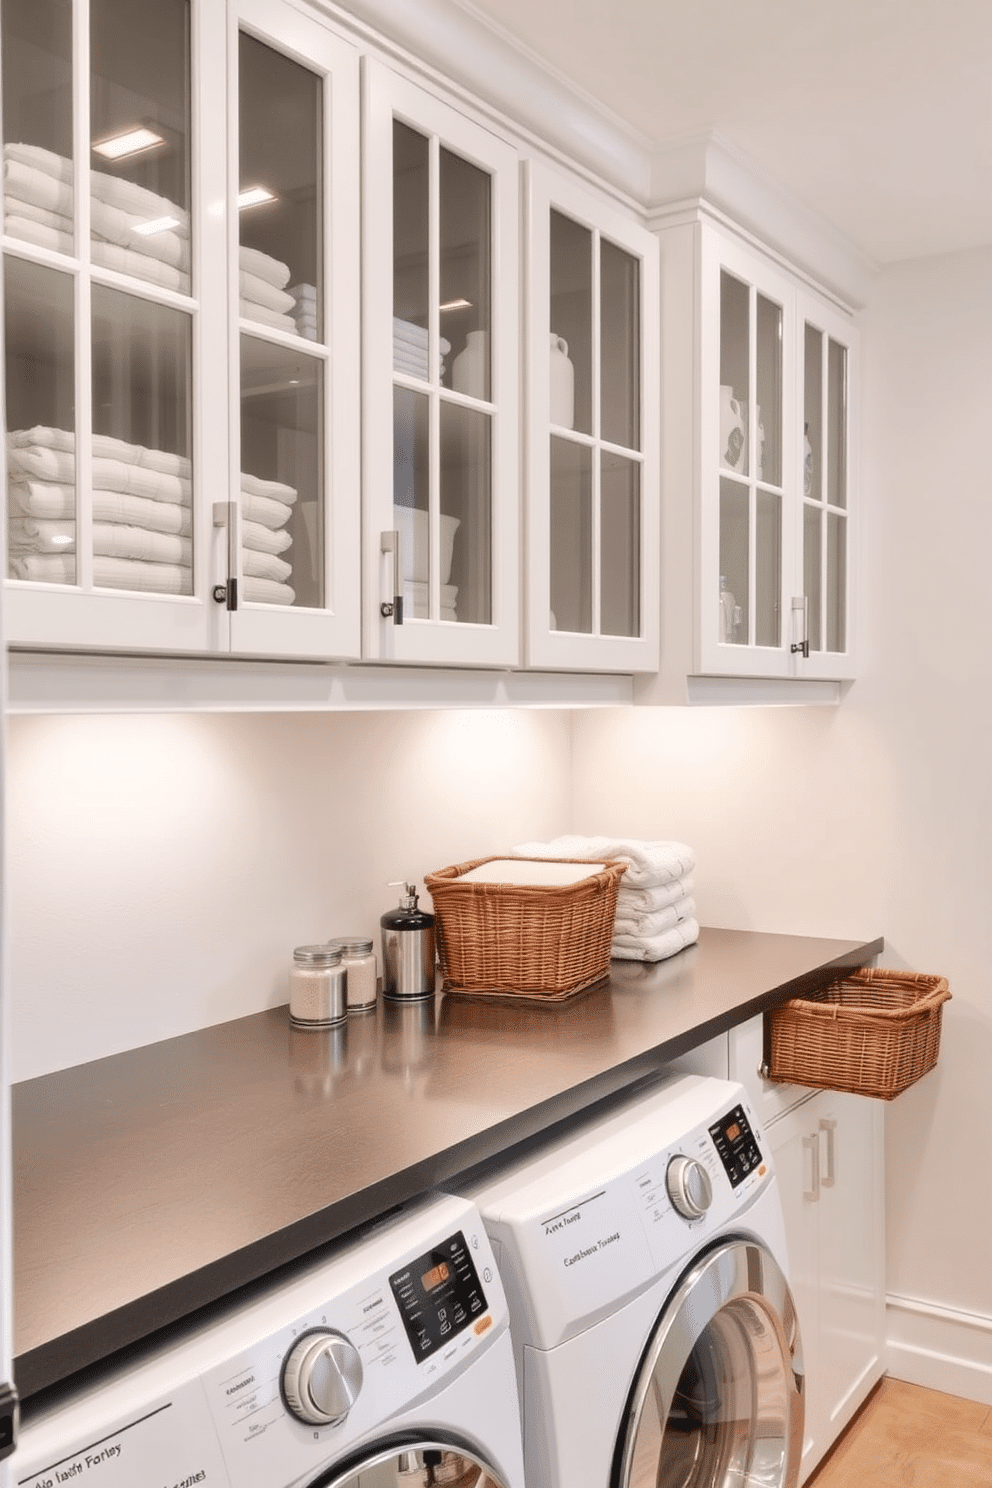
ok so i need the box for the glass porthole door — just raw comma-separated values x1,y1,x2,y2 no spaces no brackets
616,1239,805,1488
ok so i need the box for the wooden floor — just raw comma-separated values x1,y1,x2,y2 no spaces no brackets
807,1378,992,1486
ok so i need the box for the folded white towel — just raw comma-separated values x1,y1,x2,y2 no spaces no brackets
92,522,191,565
9,552,192,595
8,517,75,552
3,214,73,256
242,518,292,556
613,896,697,939
241,471,297,504
611,919,700,963
92,239,188,294
289,282,317,305
7,481,192,535
241,489,293,530
90,168,189,235
4,194,73,238
393,316,428,347
6,425,75,453
239,269,296,315
241,546,292,583
239,244,290,290
9,427,191,480
4,157,72,216
92,455,191,505
3,141,72,184
616,878,695,915
90,197,189,272
513,836,696,890
239,297,296,332
243,575,295,605
404,580,458,607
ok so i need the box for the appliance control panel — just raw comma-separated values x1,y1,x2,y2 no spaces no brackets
708,1103,763,1188
389,1229,488,1361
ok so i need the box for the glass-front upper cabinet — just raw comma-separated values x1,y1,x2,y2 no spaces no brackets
696,226,856,682
362,60,519,667
525,163,658,672
1,0,227,653
226,0,360,658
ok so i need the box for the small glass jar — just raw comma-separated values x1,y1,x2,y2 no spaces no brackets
289,945,346,1027
330,936,378,1012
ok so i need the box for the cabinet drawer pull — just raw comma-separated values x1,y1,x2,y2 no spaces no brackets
380,530,404,624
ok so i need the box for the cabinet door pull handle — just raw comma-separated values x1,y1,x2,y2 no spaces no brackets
820,1116,837,1188
790,595,809,658
803,1133,820,1202
380,530,404,624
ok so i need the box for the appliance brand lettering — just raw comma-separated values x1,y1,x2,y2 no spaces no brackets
225,1373,255,1395
543,1211,581,1236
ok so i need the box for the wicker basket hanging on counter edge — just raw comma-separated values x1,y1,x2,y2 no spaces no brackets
765,966,951,1101
424,855,627,1000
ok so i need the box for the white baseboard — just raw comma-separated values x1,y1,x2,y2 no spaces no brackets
886,1293,992,1405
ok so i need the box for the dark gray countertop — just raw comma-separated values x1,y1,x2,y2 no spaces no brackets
12,925,882,1400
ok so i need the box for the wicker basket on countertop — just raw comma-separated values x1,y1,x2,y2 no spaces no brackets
424,855,627,1001
765,967,951,1100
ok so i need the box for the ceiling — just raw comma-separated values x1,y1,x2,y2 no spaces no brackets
455,0,992,265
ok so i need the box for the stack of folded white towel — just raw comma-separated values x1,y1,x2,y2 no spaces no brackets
5,425,297,604
239,470,296,605
7,426,194,594
393,317,449,380
3,141,303,336
4,141,191,294
239,246,297,333
513,835,699,963
288,283,318,341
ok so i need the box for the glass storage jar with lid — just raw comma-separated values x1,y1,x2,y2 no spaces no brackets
329,937,378,1011
289,945,346,1027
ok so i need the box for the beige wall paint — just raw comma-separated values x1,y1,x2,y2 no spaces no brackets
572,245,992,1331
6,707,572,1081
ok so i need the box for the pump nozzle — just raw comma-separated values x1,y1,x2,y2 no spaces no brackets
387,879,419,910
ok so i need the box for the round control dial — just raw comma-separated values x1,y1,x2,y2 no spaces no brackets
666,1155,713,1220
281,1330,364,1426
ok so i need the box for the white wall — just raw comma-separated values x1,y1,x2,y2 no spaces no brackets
572,244,992,1398
6,707,572,1081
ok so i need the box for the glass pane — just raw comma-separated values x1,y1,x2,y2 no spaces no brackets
239,34,321,341
827,511,847,652
601,238,639,451
440,401,489,624
392,122,429,377
755,489,781,647
91,283,192,594
828,338,847,509
756,293,781,486
549,210,590,435
804,324,822,503
6,256,75,582
720,271,749,477
719,477,748,645
442,147,490,401
601,451,639,637
90,0,191,295
241,336,322,608
393,385,429,616
804,504,823,653
550,435,591,633
2,0,74,255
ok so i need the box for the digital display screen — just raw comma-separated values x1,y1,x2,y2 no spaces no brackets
709,1105,763,1188
389,1230,488,1363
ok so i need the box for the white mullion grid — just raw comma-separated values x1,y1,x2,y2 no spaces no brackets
590,226,602,636
428,130,440,622
634,249,646,640
74,0,93,589
818,326,830,651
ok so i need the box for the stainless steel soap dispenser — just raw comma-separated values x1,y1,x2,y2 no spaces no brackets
380,881,436,1000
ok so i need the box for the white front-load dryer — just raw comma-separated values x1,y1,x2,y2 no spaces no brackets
455,1073,804,1488
13,1193,525,1488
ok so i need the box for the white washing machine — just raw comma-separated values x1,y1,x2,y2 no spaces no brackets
454,1073,804,1488
13,1193,525,1488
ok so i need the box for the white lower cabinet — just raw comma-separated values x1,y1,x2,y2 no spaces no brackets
769,1089,886,1483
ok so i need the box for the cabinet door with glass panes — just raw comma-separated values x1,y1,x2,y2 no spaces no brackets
699,226,856,682
1,0,228,654
699,228,799,679
525,163,658,672
226,0,360,659
362,60,519,667
795,286,857,681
